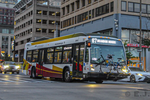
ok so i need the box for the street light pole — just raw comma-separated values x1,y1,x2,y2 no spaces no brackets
139,0,142,69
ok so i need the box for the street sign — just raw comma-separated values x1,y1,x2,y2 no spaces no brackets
137,49,142,52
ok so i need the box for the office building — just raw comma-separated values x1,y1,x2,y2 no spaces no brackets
14,0,61,62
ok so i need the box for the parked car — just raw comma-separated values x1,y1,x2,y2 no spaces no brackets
0,61,21,74
127,66,150,83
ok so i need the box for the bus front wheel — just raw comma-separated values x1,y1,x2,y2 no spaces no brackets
95,80,103,84
64,68,71,82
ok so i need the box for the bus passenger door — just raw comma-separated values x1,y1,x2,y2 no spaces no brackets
73,44,84,77
38,49,45,76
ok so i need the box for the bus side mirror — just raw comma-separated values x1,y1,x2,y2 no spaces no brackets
86,42,91,47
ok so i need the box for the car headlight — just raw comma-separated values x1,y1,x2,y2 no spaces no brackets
15,66,20,69
122,69,128,73
4,65,9,69
136,73,143,76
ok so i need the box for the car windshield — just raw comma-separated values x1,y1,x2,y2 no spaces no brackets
90,45,126,65
129,67,144,72
4,61,16,65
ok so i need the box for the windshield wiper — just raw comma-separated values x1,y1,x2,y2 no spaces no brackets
96,55,105,64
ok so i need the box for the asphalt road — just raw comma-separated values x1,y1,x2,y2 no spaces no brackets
0,73,150,100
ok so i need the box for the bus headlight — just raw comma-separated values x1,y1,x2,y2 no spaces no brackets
15,66,20,69
4,65,9,69
91,67,95,71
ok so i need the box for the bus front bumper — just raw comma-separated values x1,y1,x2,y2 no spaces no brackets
86,72,129,81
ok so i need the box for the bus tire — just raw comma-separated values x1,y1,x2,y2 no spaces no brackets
17,71,19,74
63,68,71,82
31,67,36,79
95,80,103,84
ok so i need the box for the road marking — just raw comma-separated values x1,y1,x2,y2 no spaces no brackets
0,74,55,83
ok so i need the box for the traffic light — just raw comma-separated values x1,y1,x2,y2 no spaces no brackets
114,19,118,31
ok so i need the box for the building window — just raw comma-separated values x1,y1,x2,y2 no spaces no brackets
121,29,130,43
43,11,47,15
67,5,69,13
89,10,91,19
142,4,147,13
110,2,114,12
106,4,109,13
36,28,41,32
42,29,47,33
121,1,126,11
37,10,42,14
2,29,9,34
21,40,24,44
72,17,74,25
76,0,80,9
82,0,85,7
134,3,140,12
148,5,150,14
11,29,14,34
62,7,65,15
71,3,74,11
36,19,41,23
77,12,88,23
88,0,91,4
128,2,134,12
42,20,47,24
92,9,94,18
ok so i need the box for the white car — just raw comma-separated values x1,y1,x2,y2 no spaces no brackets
127,67,150,83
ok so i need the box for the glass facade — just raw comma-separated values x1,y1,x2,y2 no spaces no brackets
0,8,15,25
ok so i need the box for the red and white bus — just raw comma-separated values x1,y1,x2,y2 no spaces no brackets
23,33,129,83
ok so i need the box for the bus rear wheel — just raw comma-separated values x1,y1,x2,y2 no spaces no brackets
64,68,71,82
31,67,36,79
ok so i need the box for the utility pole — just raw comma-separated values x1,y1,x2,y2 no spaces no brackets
139,0,142,69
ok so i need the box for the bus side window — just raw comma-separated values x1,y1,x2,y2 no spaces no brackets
85,49,89,62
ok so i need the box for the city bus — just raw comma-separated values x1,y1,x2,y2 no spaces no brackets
23,33,129,83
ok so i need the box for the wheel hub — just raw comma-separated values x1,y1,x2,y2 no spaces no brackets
65,71,70,80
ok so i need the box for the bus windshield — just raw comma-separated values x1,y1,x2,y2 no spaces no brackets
90,44,126,65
